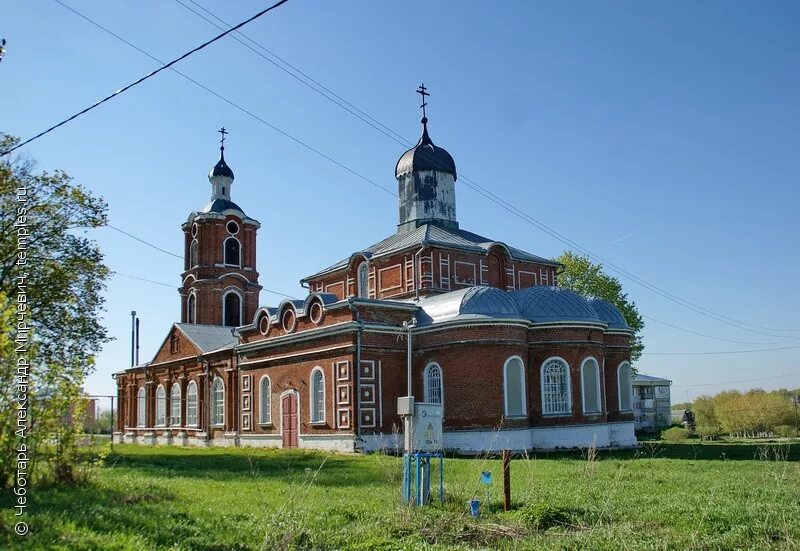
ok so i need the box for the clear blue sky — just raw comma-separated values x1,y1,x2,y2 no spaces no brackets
4,1,799,403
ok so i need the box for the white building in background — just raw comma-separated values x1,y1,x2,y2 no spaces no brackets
632,374,672,431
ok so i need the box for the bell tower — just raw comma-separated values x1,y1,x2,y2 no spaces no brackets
180,129,261,327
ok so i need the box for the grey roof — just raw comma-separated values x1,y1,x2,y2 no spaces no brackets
587,298,630,330
175,323,238,353
200,198,246,215
305,223,560,280
415,285,629,329
415,286,521,325
510,286,603,324
634,373,672,384
395,119,457,180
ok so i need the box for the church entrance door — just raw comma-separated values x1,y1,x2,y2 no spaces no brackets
281,393,298,448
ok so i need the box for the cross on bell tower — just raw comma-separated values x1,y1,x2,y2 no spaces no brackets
416,83,430,121
218,127,228,152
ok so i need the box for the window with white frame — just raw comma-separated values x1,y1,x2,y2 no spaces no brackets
211,377,225,426
618,362,633,411
224,237,241,266
310,369,325,423
186,381,198,426
357,261,369,298
541,358,570,415
424,363,443,404
170,383,181,426
259,376,271,424
137,387,146,427
503,356,526,417
187,292,196,324
223,291,242,327
189,239,198,267
581,358,602,414
155,385,166,426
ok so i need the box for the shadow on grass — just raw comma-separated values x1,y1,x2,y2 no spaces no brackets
105,446,397,487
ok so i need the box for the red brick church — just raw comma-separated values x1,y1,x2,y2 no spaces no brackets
113,96,637,452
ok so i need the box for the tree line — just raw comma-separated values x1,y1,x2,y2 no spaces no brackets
689,388,800,438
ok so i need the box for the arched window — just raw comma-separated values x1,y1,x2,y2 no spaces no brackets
155,385,166,427
541,358,571,416
357,262,369,298
503,356,526,417
170,383,181,426
310,368,325,423
186,381,198,426
423,363,443,404
617,362,633,412
224,237,241,267
187,292,196,324
259,376,271,424
581,358,602,414
137,387,146,427
223,291,242,327
189,239,198,267
211,377,225,426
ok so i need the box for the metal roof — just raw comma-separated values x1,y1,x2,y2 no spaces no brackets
510,286,603,324
587,298,630,330
395,120,457,180
175,323,238,353
200,198,246,215
305,223,560,280
634,373,672,384
415,284,629,328
209,152,234,179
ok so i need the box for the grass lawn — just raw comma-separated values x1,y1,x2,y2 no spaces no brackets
2,441,799,550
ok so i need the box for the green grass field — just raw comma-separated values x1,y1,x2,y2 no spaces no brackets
2,442,799,550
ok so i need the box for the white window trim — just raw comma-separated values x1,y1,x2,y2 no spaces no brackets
155,385,166,427
170,382,181,426
540,356,571,417
422,362,444,406
259,375,272,425
309,367,326,424
211,377,225,426
617,361,633,412
190,239,199,268
187,290,197,324
223,236,242,267
186,381,198,427
137,387,146,427
503,356,527,418
357,261,369,298
222,289,243,327
580,357,602,414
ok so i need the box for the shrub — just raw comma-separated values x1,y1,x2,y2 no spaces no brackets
773,425,796,438
660,427,690,442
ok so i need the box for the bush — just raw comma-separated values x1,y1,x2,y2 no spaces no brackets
515,502,574,530
660,427,690,442
773,425,797,438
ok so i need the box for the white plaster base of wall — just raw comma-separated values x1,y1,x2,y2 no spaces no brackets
298,434,356,453
360,422,637,453
238,434,282,448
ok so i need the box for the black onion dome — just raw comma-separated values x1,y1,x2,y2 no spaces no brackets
395,118,456,180
209,151,234,180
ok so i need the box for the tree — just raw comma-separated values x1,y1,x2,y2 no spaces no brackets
0,133,111,486
555,251,645,361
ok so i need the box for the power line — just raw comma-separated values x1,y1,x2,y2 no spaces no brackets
111,269,299,300
172,1,800,338
643,315,800,346
671,373,799,388
643,344,800,356
107,224,183,259
48,1,799,340
0,0,292,156
50,0,395,198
